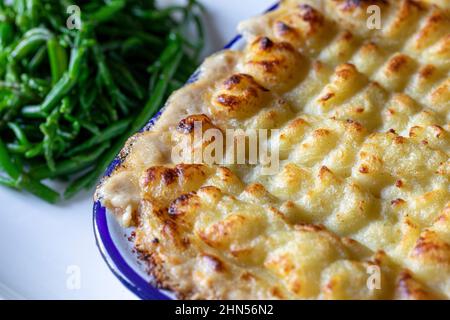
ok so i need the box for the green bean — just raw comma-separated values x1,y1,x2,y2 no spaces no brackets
18,125,43,141
40,45,86,113
112,64,145,100
32,141,111,180
57,128,75,140
11,28,51,61
135,32,165,47
40,45,85,113
79,81,97,111
2,80,40,102
63,138,118,199
28,45,47,71
59,96,74,114
39,73,73,113
41,43,86,112
21,105,46,118
68,45,87,80
0,22,14,48
93,44,129,114
89,0,126,24
47,37,68,85
26,0,39,28
131,40,183,133
24,142,42,158
40,108,59,171
62,114,81,138
5,59,20,83
0,137,20,179
18,175,60,203
0,175,17,189
78,120,100,136
0,80,21,91
0,95,22,130
120,37,144,54
148,71,159,92
147,35,180,73
64,167,97,199
7,143,28,154
82,1,102,12
21,74,51,96
1,138,59,203
8,122,31,147
98,95,118,122
67,118,131,156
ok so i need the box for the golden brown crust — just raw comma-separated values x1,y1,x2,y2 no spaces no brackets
96,0,450,300
242,37,306,92
210,74,270,119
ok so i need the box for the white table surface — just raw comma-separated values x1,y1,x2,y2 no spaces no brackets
0,0,275,300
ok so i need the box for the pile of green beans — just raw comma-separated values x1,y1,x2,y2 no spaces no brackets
0,0,204,202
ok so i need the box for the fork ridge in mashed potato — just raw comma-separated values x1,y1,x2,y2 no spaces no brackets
96,0,450,299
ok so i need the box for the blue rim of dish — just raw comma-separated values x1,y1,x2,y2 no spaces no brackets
93,1,280,300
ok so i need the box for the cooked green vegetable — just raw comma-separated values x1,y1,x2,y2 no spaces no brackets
0,0,204,202
0,138,60,203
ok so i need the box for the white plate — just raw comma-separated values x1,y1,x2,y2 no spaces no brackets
0,0,276,299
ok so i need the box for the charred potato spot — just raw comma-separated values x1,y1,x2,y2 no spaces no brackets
176,114,215,135
316,63,367,111
411,10,450,51
168,192,200,219
200,254,227,273
299,4,326,27
391,198,406,206
242,37,305,92
375,54,417,91
210,73,270,120
273,4,327,49
412,230,450,265
198,212,266,259
141,164,210,205
274,21,302,47
388,55,409,73
242,183,275,204
395,270,436,300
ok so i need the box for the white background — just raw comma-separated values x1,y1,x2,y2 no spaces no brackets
0,0,275,300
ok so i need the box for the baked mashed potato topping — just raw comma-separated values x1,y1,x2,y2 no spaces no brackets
96,0,450,299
